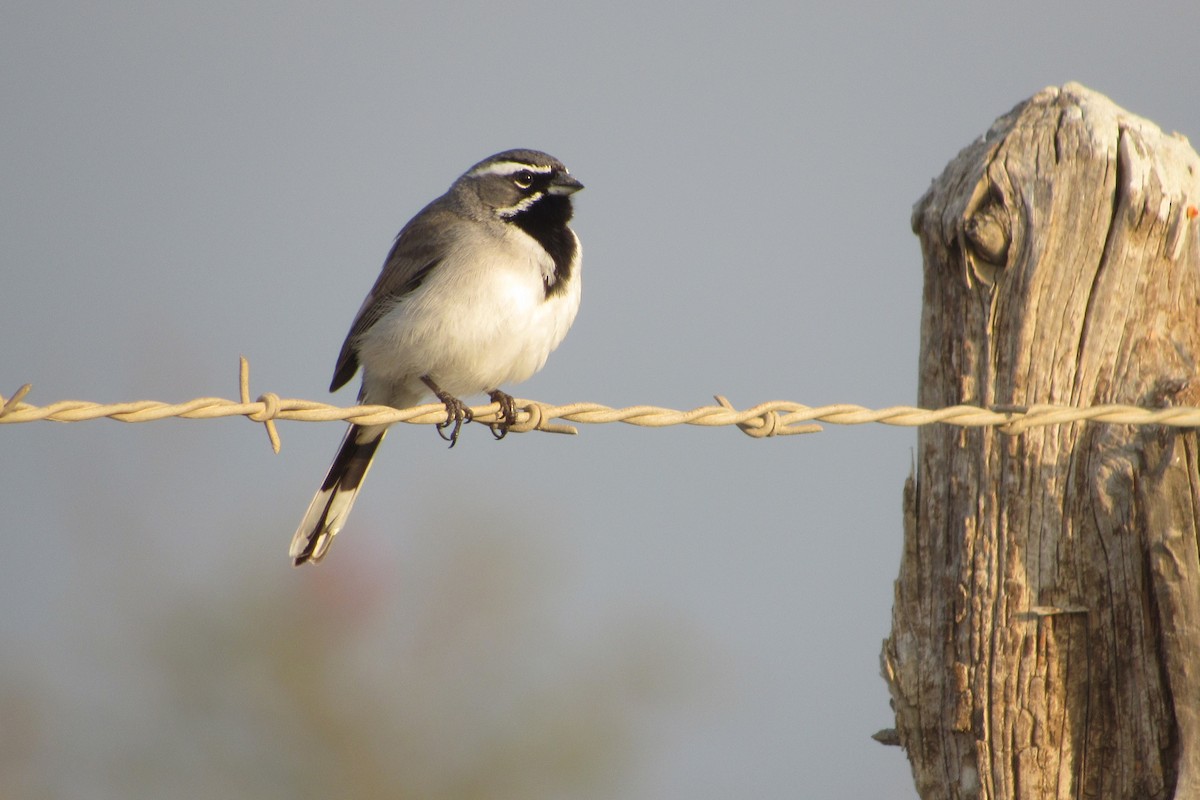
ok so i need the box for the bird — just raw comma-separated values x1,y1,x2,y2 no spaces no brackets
290,149,583,566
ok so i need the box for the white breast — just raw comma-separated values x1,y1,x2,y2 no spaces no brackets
355,226,581,407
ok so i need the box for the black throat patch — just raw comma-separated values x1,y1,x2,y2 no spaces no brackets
509,194,578,298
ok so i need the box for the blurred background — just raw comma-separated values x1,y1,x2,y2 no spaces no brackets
3,2,1199,797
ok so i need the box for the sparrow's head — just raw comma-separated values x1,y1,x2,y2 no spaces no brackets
457,149,583,223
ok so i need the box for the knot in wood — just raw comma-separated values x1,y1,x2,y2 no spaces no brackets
963,205,1011,267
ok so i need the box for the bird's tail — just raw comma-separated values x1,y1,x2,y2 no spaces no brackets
290,423,387,565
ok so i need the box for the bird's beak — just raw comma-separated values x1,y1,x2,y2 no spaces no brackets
549,173,584,195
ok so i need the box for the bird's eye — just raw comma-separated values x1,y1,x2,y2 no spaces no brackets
512,170,535,189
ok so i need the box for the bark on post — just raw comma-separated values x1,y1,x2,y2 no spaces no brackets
881,83,1200,799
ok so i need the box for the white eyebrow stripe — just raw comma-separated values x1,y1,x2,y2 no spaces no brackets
469,161,555,178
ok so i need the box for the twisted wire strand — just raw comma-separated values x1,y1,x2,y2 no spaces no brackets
3,358,1199,453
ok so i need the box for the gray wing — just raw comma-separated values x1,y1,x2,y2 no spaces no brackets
329,203,463,392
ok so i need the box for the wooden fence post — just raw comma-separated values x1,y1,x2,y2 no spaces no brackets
881,83,1200,799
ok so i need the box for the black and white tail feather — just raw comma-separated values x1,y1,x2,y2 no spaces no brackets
289,424,386,564
290,149,583,565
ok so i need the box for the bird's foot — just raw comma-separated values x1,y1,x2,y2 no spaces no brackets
422,376,472,448
487,389,519,440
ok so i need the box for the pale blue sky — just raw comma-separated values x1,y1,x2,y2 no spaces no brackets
4,3,1199,797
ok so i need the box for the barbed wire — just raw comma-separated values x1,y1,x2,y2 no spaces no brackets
3,358,1198,454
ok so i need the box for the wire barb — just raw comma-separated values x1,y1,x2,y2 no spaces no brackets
714,395,822,437
1,384,33,418
240,356,282,453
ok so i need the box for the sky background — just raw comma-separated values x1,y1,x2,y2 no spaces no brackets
4,3,1200,798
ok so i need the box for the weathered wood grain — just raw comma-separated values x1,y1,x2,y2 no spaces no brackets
882,83,1200,800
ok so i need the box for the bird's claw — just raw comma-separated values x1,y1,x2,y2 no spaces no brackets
421,375,473,447
430,389,472,447
488,390,519,440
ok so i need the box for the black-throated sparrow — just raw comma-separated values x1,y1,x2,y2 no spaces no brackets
290,149,583,566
